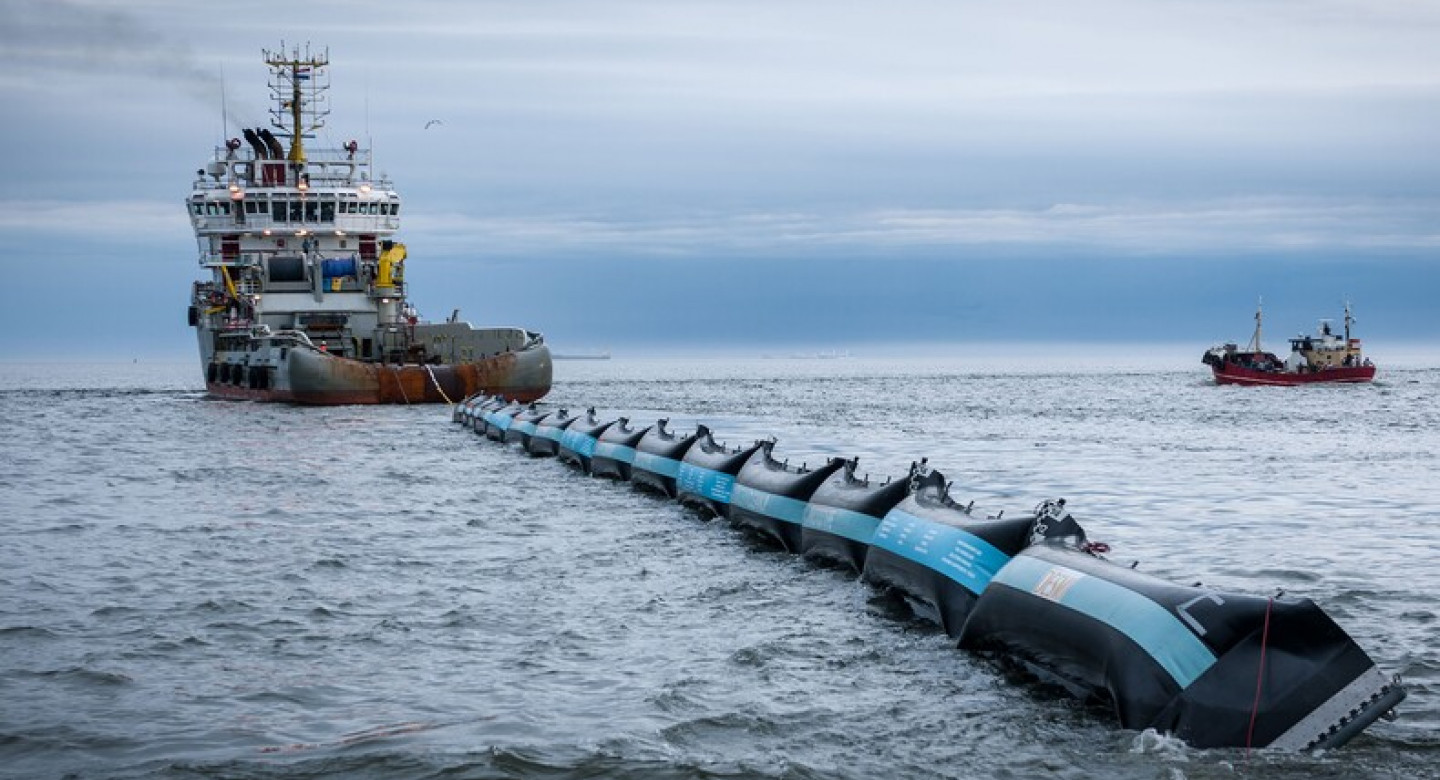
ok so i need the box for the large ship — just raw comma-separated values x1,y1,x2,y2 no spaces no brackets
1202,302,1376,386
187,46,551,404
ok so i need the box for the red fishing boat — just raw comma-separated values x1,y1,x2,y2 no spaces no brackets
1202,302,1376,386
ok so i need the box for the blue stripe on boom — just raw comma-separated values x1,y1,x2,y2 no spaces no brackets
676,464,736,503
730,484,808,525
487,413,512,431
536,425,564,442
992,554,1217,688
592,442,635,464
632,451,681,477
801,504,881,544
512,420,538,435
560,430,598,457
871,508,1012,596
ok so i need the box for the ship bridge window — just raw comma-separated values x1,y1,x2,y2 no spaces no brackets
289,200,303,222
391,203,400,216
305,200,318,222
190,202,203,216
321,200,335,222
272,201,287,222
244,200,260,215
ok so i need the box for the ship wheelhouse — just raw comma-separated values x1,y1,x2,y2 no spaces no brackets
1287,318,1366,371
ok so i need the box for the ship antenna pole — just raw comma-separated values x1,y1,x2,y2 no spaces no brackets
220,64,227,140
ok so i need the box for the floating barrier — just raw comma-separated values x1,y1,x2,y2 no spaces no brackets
482,400,524,442
591,417,649,481
452,395,474,424
730,442,848,553
457,393,501,428
557,409,613,473
458,394,502,432
630,420,699,498
527,408,576,457
505,404,549,448
862,476,1086,638
476,396,510,436
676,429,766,519
452,393,1406,751
800,459,910,573
959,544,1406,749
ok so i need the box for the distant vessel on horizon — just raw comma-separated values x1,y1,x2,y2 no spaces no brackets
761,349,853,360
1202,301,1376,386
553,350,612,361
186,45,551,404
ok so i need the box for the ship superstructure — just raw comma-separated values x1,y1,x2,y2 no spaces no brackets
187,45,551,403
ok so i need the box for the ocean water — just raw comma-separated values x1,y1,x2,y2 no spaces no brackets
1,353,1437,780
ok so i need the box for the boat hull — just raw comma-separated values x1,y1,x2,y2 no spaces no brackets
1211,364,1375,386
205,341,551,404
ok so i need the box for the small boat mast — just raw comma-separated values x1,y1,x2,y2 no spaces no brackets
1246,297,1263,354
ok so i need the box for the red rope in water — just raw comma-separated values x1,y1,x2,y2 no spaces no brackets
1245,597,1274,756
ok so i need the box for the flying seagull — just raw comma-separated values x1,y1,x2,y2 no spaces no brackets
424,119,443,129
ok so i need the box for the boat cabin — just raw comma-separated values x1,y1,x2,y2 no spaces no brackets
1288,319,1367,372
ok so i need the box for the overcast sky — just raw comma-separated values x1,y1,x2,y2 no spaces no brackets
1,0,1436,358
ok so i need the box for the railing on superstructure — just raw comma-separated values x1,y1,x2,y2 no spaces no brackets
193,261,405,299
189,143,401,256
197,144,391,191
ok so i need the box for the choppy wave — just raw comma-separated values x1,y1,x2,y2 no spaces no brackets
1,359,1437,779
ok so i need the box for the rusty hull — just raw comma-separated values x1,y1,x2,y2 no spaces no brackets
210,344,552,405
290,345,551,405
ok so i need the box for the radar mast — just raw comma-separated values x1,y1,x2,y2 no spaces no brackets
262,43,330,164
